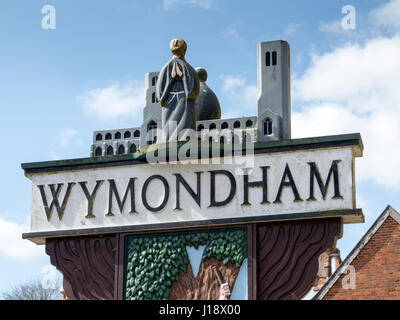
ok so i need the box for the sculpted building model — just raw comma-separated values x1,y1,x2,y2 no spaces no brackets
90,40,291,157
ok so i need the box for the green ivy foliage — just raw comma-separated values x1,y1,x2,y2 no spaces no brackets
124,228,247,300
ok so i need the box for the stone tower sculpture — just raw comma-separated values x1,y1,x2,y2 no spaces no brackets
257,40,291,142
140,72,161,148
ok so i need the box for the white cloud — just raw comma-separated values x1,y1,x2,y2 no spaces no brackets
319,19,347,35
220,23,243,41
371,0,400,29
292,36,400,188
293,37,400,111
220,75,257,116
58,128,83,146
320,0,400,37
77,81,145,120
163,0,213,11
0,217,45,260
283,23,300,37
222,75,245,92
49,151,61,160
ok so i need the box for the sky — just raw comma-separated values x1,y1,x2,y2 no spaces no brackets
0,0,400,298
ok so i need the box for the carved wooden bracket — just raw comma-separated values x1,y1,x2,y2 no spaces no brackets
46,235,117,300
248,218,342,300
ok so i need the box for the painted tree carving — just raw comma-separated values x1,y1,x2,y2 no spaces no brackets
124,229,247,300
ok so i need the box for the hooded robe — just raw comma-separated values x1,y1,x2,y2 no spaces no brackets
156,56,199,142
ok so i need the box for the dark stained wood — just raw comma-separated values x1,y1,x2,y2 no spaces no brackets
114,234,125,300
46,235,117,300
247,224,257,300
254,218,342,300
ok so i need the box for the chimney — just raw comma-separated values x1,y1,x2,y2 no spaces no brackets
329,248,341,275
312,248,341,293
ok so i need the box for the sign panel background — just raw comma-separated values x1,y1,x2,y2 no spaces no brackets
29,147,355,235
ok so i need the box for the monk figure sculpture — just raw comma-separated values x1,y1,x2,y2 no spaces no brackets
156,38,200,142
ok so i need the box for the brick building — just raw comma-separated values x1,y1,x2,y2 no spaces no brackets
314,205,400,300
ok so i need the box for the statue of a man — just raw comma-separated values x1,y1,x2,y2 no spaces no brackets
156,38,200,142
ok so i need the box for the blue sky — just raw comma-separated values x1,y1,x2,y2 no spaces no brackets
1,0,400,297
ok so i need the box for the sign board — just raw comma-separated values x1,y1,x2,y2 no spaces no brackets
22,135,363,244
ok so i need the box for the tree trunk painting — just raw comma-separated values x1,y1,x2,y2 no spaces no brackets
124,228,247,300
169,258,240,300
